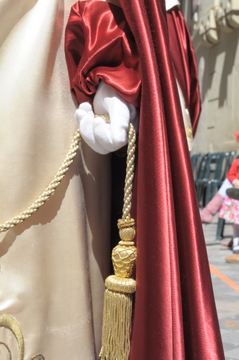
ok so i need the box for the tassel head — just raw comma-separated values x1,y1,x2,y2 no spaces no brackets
112,218,136,279
100,124,137,360
100,219,136,360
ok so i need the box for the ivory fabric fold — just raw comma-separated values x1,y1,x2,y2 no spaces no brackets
0,0,111,358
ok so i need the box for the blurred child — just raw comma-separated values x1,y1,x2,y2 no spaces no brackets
218,157,239,262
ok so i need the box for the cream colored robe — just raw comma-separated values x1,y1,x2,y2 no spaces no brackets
0,0,111,359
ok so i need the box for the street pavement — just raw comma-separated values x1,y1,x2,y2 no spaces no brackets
202,215,239,360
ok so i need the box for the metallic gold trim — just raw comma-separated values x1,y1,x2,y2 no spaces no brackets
0,130,81,233
0,314,24,360
0,340,12,359
100,123,136,360
30,355,45,360
186,125,193,139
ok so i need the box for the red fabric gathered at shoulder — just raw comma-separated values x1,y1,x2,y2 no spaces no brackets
167,7,201,135
64,1,225,359
65,0,141,106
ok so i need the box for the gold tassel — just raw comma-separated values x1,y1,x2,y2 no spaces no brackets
100,124,136,360
100,290,133,359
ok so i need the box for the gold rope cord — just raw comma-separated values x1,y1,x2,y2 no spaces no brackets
100,123,137,360
122,123,136,220
0,130,81,233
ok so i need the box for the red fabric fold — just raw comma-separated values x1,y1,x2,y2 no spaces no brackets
65,0,140,106
167,7,201,134
65,1,225,359
119,0,224,359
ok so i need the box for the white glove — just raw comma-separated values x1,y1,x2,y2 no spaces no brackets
75,81,138,154
165,0,180,11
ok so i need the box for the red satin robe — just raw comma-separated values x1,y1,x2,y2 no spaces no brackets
167,6,201,135
65,1,225,359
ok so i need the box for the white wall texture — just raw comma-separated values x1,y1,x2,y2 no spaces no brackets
182,0,239,153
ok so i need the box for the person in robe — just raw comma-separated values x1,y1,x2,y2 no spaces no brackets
65,0,225,359
0,0,224,359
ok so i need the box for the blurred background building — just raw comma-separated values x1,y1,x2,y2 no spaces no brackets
181,0,239,153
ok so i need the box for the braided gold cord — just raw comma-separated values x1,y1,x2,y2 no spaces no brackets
100,124,136,360
0,130,81,233
122,123,136,220
94,114,110,123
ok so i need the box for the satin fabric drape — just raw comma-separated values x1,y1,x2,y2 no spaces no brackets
119,0,224,359
65,1,140,107
65,1,225,359
167,6,201,134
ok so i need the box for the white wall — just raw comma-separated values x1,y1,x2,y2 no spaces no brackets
184,0,239,153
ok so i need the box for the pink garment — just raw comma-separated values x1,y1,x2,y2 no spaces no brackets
219,196,239,224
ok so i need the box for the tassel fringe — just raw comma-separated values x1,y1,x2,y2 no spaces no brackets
100,125,137,360
100,289,133,360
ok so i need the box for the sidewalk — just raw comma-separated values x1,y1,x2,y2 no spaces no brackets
202,216,239,360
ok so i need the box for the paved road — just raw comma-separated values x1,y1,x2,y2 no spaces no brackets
202,216,239,360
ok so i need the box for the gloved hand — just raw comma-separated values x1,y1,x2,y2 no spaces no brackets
75,81,138,154
165,0,180,11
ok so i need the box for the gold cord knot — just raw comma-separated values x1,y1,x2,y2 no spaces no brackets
94,114,110,123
